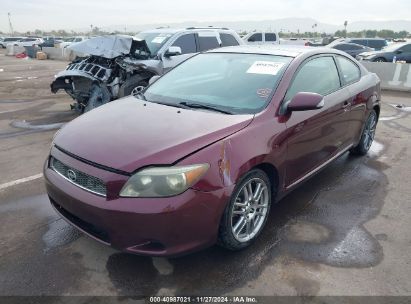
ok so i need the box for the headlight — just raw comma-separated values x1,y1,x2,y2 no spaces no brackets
120,164,209,197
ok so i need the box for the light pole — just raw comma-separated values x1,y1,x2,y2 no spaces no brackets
8,12,14,35
344,21,348,38
312,23,318,38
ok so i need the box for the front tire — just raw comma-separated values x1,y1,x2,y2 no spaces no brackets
350,109,377,155
118,75,149,98
218,169,272,250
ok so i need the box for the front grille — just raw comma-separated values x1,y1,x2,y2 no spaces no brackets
66,62,110,82
50,157,107,197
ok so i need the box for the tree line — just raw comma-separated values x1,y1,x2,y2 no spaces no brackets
279,29,410,39
1,28,410,39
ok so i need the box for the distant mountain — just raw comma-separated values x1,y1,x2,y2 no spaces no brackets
95,18,411,34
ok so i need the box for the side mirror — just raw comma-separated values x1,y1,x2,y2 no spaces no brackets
287,92,324,112
149,75,161,85
164,46,182,57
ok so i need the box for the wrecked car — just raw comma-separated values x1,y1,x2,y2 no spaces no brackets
51,28,243,112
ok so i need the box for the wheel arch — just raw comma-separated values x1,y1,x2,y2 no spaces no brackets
253,162,279,200
373,104,380,120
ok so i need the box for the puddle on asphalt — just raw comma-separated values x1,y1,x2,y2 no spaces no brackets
105,148,389,296
368,140,384,157
11,119,65,131
0,193,81,252
380,103,411,134
42,218,82,252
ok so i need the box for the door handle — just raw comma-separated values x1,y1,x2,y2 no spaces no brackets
342,100,351,109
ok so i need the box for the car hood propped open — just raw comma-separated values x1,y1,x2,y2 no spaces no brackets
68,35,149,59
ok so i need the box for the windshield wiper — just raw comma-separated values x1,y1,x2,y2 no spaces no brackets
134,92,147,101
179,102,233,114
150,100,187,109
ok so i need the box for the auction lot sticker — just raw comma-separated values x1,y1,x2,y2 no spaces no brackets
247,61,285,75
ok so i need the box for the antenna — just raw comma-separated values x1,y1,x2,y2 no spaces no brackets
8,12,14,35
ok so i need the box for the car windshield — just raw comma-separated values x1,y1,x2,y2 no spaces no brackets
144,53,292,114
382,43,408,51
135,32,173,55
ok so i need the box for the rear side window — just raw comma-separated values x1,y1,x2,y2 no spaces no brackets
334,44,350,50
172,34,197,54
351,39,367,47
198,35,220,51
248,33,262,42
368,40,387,49
399,44,411,52
285,56,341,101
336,56,361,84
265,33,277,42
220,33,239,47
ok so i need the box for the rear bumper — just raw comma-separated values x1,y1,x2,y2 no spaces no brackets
44,152,233,257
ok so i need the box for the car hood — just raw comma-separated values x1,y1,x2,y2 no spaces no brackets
68,35,150,59
54,97,254,173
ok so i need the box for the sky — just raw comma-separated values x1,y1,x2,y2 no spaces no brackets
1,0,411,32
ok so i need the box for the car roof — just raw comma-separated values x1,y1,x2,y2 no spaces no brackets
207,45,337,58
349,38,386,41
334,42,366,47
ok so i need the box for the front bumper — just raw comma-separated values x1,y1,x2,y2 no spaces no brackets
44,147,233,257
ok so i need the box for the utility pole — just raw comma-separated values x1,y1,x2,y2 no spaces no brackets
344,20,348,38
312,23,317,38
8,12,14,35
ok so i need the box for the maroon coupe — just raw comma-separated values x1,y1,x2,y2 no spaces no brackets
45,46,380,256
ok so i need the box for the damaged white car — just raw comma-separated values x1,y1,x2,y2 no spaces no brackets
50,28,243,112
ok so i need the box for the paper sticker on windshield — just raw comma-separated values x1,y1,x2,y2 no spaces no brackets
152,36,167,44
247,61,285,75
257,88,272,98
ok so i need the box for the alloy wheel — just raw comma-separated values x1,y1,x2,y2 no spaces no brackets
230,178,269,242
363,111,377,150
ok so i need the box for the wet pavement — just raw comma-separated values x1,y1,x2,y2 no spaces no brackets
0,49,410,297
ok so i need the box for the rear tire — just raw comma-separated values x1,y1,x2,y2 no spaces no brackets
350,110,377,156
218,169,272,251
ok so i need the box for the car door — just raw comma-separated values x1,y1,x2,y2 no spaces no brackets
334,55,365,142
283,55,352,187
162,33,198,73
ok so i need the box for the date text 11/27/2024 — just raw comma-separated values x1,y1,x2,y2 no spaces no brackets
148,296,258,303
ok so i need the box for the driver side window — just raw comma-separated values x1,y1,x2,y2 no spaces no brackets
172,34,197,54
248,33,262,42
285,56,341,104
